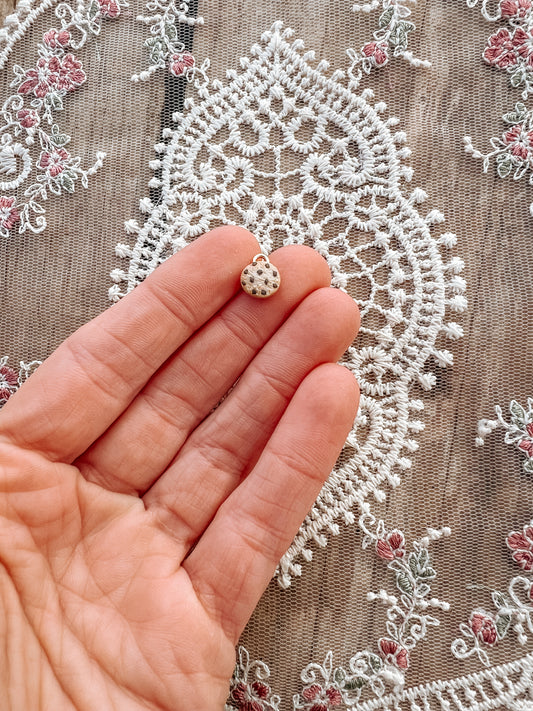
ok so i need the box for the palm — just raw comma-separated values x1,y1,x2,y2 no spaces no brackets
0,227,359,711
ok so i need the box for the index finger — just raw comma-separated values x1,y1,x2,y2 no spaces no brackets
0,226,259,462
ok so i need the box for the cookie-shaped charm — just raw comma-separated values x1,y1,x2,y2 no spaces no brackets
240,254,280,298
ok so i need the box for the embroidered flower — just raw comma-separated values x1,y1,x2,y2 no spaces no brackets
0,363,18,400
301,683,342,710
56,54,86,92
500,0,532,18
507,523,533,570
377,638,409,669
502,122,533,159
468,612,498,646
39,148,69,177
0,196,20,233
97,0,121,18
362,41,389,67
229,680,270,711
376,529,406,560
169,52,195,77
517,422,533,455
43,28,71,48
16,108,40,129
18,54,86,98
512,26,533,67
483,28,519,68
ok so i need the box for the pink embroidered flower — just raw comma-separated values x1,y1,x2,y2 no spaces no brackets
230,680,270,711
16,108,40,129
0,196,20,232
362,41,389,67
169,52,195,77
469,612,498,645
39,148,69,177
0,364,18,400
56,54,86,92
97,0,121,18
376,530,406,560
302,683,342,711
378,638,409,669
483,28,519,68
518,422,533,456
507,523,533,570
43,28,71,48
500,0,532,17
502,123,533,160
512,26,533,67
18,54,85,98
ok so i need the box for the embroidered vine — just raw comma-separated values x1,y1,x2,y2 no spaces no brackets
132,0,205,82
465,0,533,216
0,0,122,237
476,397,533,473
0,356,40,404
451,520,533,666
350,0,430,73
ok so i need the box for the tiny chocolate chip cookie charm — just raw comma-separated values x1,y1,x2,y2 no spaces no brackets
240,254,280,298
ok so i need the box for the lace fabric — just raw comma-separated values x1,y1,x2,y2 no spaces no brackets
0,0,532,708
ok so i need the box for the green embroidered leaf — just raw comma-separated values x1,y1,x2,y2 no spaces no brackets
165,22,178,40
510,400,527,425
492,591,510,609
61,171,76,193
503,102,528,124
345,677,368,690
496,154,513,178
334,668,346,683
523,458,533,473
368,653,382,673
88,0,99,19
496,612,511,639
378,7,395,27
417,583,431,598
396,571,414,595
389,21,414,49
418,565,436,580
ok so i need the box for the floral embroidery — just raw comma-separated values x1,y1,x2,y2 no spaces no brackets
0,0,123,237
0,356,40,405
476,397,533,473
117,23,466,585
132,0,204,82
225,647,280,711
292,520,450,707
465,0,533,215
350,0,431,74
452,520,533,666
0,196,20,232
508,523,533,570
375,529,406,560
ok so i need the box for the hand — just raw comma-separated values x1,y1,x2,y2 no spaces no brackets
0,227,360,710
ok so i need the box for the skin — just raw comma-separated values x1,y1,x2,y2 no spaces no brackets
0,226,360,710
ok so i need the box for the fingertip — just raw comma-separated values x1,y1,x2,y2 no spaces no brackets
197,225,260,264
300,287,360,352
308,362,360,430
270,244,332,290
